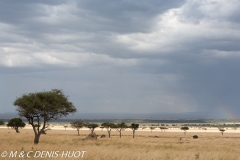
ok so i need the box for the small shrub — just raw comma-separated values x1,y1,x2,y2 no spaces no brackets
195,153,200,159
193,135,198,139
85,132,98,140
100,134,106,138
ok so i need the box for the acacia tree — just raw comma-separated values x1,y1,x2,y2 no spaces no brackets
7,118,26,133
181,126,189,135
219,128,225,135
101,122,116,138
116,122,127,138
150,126,156,133
129,123,139,138
64,125,68,130
202,128,207,132
71,121,85,136
14,89,76,144
100,126,104,131
141,126,147,131
85,123,99,134
159,126,168,132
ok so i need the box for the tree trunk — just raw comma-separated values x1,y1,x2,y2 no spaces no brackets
15,127,20,133
91,128,94,134
77,129,80,136
34,133,41,144
120,131,122,138
133,130,135,138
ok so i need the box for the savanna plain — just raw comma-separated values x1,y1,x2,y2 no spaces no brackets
1,127,240,160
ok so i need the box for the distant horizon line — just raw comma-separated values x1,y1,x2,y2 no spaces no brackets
1,111,239,120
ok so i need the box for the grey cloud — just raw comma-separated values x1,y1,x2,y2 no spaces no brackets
1,0,240,118
1,0,186,34
179,0,240,24
75,0,186,33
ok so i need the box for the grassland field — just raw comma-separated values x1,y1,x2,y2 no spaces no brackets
1,124,240,160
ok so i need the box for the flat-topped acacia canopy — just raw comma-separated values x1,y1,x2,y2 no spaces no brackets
14,89,77,144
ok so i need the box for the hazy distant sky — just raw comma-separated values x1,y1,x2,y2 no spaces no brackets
1,0,240,118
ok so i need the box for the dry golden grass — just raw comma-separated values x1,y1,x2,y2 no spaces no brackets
1,128,240,160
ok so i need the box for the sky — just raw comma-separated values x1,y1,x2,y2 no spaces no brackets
1,0,240,119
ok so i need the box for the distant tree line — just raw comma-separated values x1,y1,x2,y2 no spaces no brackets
182,123,240,128
37,119,209,123
70,121,138,138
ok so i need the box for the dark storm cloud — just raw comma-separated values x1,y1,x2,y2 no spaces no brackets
74,0,186,33
1,0,240,118
0,0,67,24
1,0,186,33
